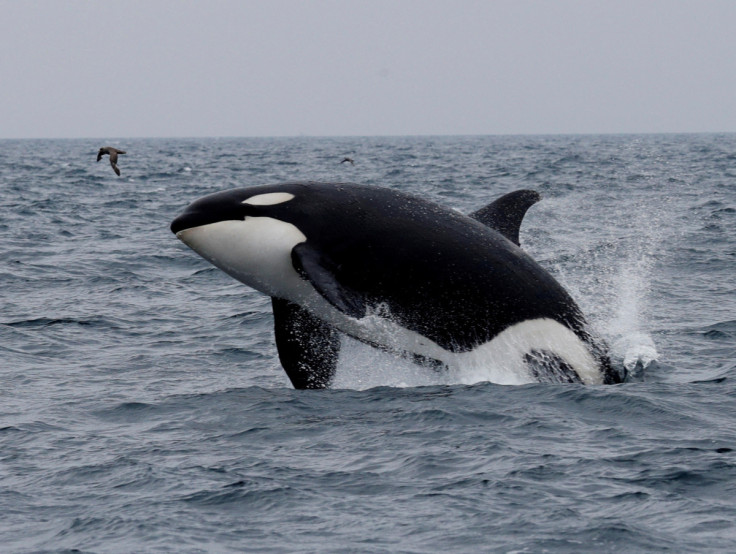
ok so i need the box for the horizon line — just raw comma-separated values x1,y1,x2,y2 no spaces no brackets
1,130,735,141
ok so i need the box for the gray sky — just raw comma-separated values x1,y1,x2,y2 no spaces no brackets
2,0,735,138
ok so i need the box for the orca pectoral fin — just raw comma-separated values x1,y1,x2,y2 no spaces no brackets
272,297,340,389
291,243,366,319
470,189,540,246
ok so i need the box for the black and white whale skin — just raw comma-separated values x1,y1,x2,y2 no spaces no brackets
171,182,622,389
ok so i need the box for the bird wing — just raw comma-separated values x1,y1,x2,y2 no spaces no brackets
97,151,104,162
111,162,121,176
109,151,118,164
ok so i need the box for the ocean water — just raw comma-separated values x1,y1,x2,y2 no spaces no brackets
1,134,735,552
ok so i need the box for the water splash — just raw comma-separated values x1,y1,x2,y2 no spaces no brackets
607,255,659,376
526,189,667,381
331,336,448,390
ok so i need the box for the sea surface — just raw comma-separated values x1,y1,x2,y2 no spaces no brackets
1,134,735,552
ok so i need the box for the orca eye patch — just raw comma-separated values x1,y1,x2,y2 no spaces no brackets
242,192,295,206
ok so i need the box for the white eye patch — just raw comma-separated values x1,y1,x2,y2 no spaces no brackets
242,192,295,206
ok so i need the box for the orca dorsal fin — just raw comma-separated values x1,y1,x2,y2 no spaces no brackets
469,189,541,246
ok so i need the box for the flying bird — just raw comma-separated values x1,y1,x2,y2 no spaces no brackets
340,157,355,165
97,146,126,176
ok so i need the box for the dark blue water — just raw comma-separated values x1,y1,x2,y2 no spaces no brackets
2,135,735,552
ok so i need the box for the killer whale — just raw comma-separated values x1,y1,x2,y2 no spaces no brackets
171,182,622,388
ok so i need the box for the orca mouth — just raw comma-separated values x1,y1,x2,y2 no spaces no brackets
171,186,301,236
171,188,273,235
171,210,216,235
170,204,247,235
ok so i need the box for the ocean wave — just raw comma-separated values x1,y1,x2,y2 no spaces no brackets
702,320,736,339
2,134,736,552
